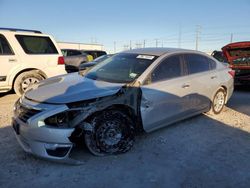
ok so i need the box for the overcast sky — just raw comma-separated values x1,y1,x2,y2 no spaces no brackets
1,0,250,53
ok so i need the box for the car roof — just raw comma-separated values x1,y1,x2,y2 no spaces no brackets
0,28,43,35
0,30,49,37
122,47,196,56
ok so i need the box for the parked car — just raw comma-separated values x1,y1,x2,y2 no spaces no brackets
81,50,107,59
222,41,250,85
0,28,66,96
61,49,90,73
79,54,113,71
211,50,227,63
12,48,234,162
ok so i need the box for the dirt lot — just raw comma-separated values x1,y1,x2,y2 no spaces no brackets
0,87,250,188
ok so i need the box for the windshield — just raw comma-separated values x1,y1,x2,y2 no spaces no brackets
85,53,157,83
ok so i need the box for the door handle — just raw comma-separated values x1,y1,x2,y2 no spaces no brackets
9,59,17,62
182,84,190,88
211,75,217,79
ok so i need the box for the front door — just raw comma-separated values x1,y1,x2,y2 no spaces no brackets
140,54,193,132
0,34,19,88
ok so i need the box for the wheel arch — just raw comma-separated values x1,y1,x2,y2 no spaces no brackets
11,68,47,88
220,85,228,102
85,104,143,133
211,85,227,101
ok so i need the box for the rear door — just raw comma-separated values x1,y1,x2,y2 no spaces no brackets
140,54,194,132
183,53,219,111
0,34,19,87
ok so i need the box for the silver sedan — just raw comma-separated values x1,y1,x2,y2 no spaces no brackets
12,48,234,162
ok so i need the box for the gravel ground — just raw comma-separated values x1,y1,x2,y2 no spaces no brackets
0,87,249,188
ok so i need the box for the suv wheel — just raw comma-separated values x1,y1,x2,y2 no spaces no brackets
84,110,135,156
14,71,44,96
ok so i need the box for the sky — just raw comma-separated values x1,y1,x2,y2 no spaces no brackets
0,0,250,53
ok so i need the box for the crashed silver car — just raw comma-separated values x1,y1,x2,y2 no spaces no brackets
12,48,234,162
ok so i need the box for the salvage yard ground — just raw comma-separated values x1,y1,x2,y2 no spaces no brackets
0,87,250,188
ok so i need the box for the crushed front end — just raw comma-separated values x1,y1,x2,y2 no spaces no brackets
12,96,77,163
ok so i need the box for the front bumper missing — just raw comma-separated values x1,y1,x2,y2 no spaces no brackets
12,118,83,165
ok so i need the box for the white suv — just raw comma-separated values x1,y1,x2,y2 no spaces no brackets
0,28,66,96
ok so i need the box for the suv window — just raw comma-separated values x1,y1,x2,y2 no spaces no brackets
67,50,82,56
0,34,14,55
184,54,212,74
150,55,183,83
15,35,58,54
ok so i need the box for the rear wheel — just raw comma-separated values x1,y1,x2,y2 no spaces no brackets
84,110,135,156
208,88,226,115
14,71,44,96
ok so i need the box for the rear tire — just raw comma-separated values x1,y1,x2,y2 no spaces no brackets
14,71,44,96
207,88,226,115
84,110,135,156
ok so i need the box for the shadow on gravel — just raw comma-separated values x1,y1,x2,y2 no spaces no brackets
227,85,250,116
0,90,15,98
1,114,250,188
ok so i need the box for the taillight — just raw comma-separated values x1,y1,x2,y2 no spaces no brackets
58,56,65,65
228,70,235,78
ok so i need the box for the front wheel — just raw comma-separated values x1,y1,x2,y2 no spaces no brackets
208,88,226,115
14,71,44,96
84,110,135,156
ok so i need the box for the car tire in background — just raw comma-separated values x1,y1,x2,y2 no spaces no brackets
14,70,44,96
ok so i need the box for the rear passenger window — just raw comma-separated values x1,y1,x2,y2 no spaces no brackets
185,54,211,74
151,55,182,83
15,35,58,54
0,35,14,55
206,57,217,70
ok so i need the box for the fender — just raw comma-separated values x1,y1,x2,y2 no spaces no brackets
9,67,47,87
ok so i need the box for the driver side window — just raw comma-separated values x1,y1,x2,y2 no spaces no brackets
144,55,183,85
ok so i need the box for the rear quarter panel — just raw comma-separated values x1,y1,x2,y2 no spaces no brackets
212,62,234,103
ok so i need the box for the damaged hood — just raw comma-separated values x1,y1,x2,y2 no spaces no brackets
25,73,125,104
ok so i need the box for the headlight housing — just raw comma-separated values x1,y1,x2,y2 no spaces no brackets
44,110,81,128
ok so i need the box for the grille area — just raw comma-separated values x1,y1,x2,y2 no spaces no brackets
15,100,42,123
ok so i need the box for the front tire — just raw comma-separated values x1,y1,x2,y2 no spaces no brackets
14,71,44,96
84,110,135,156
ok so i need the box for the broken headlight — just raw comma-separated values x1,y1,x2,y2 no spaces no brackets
44,110,81,128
